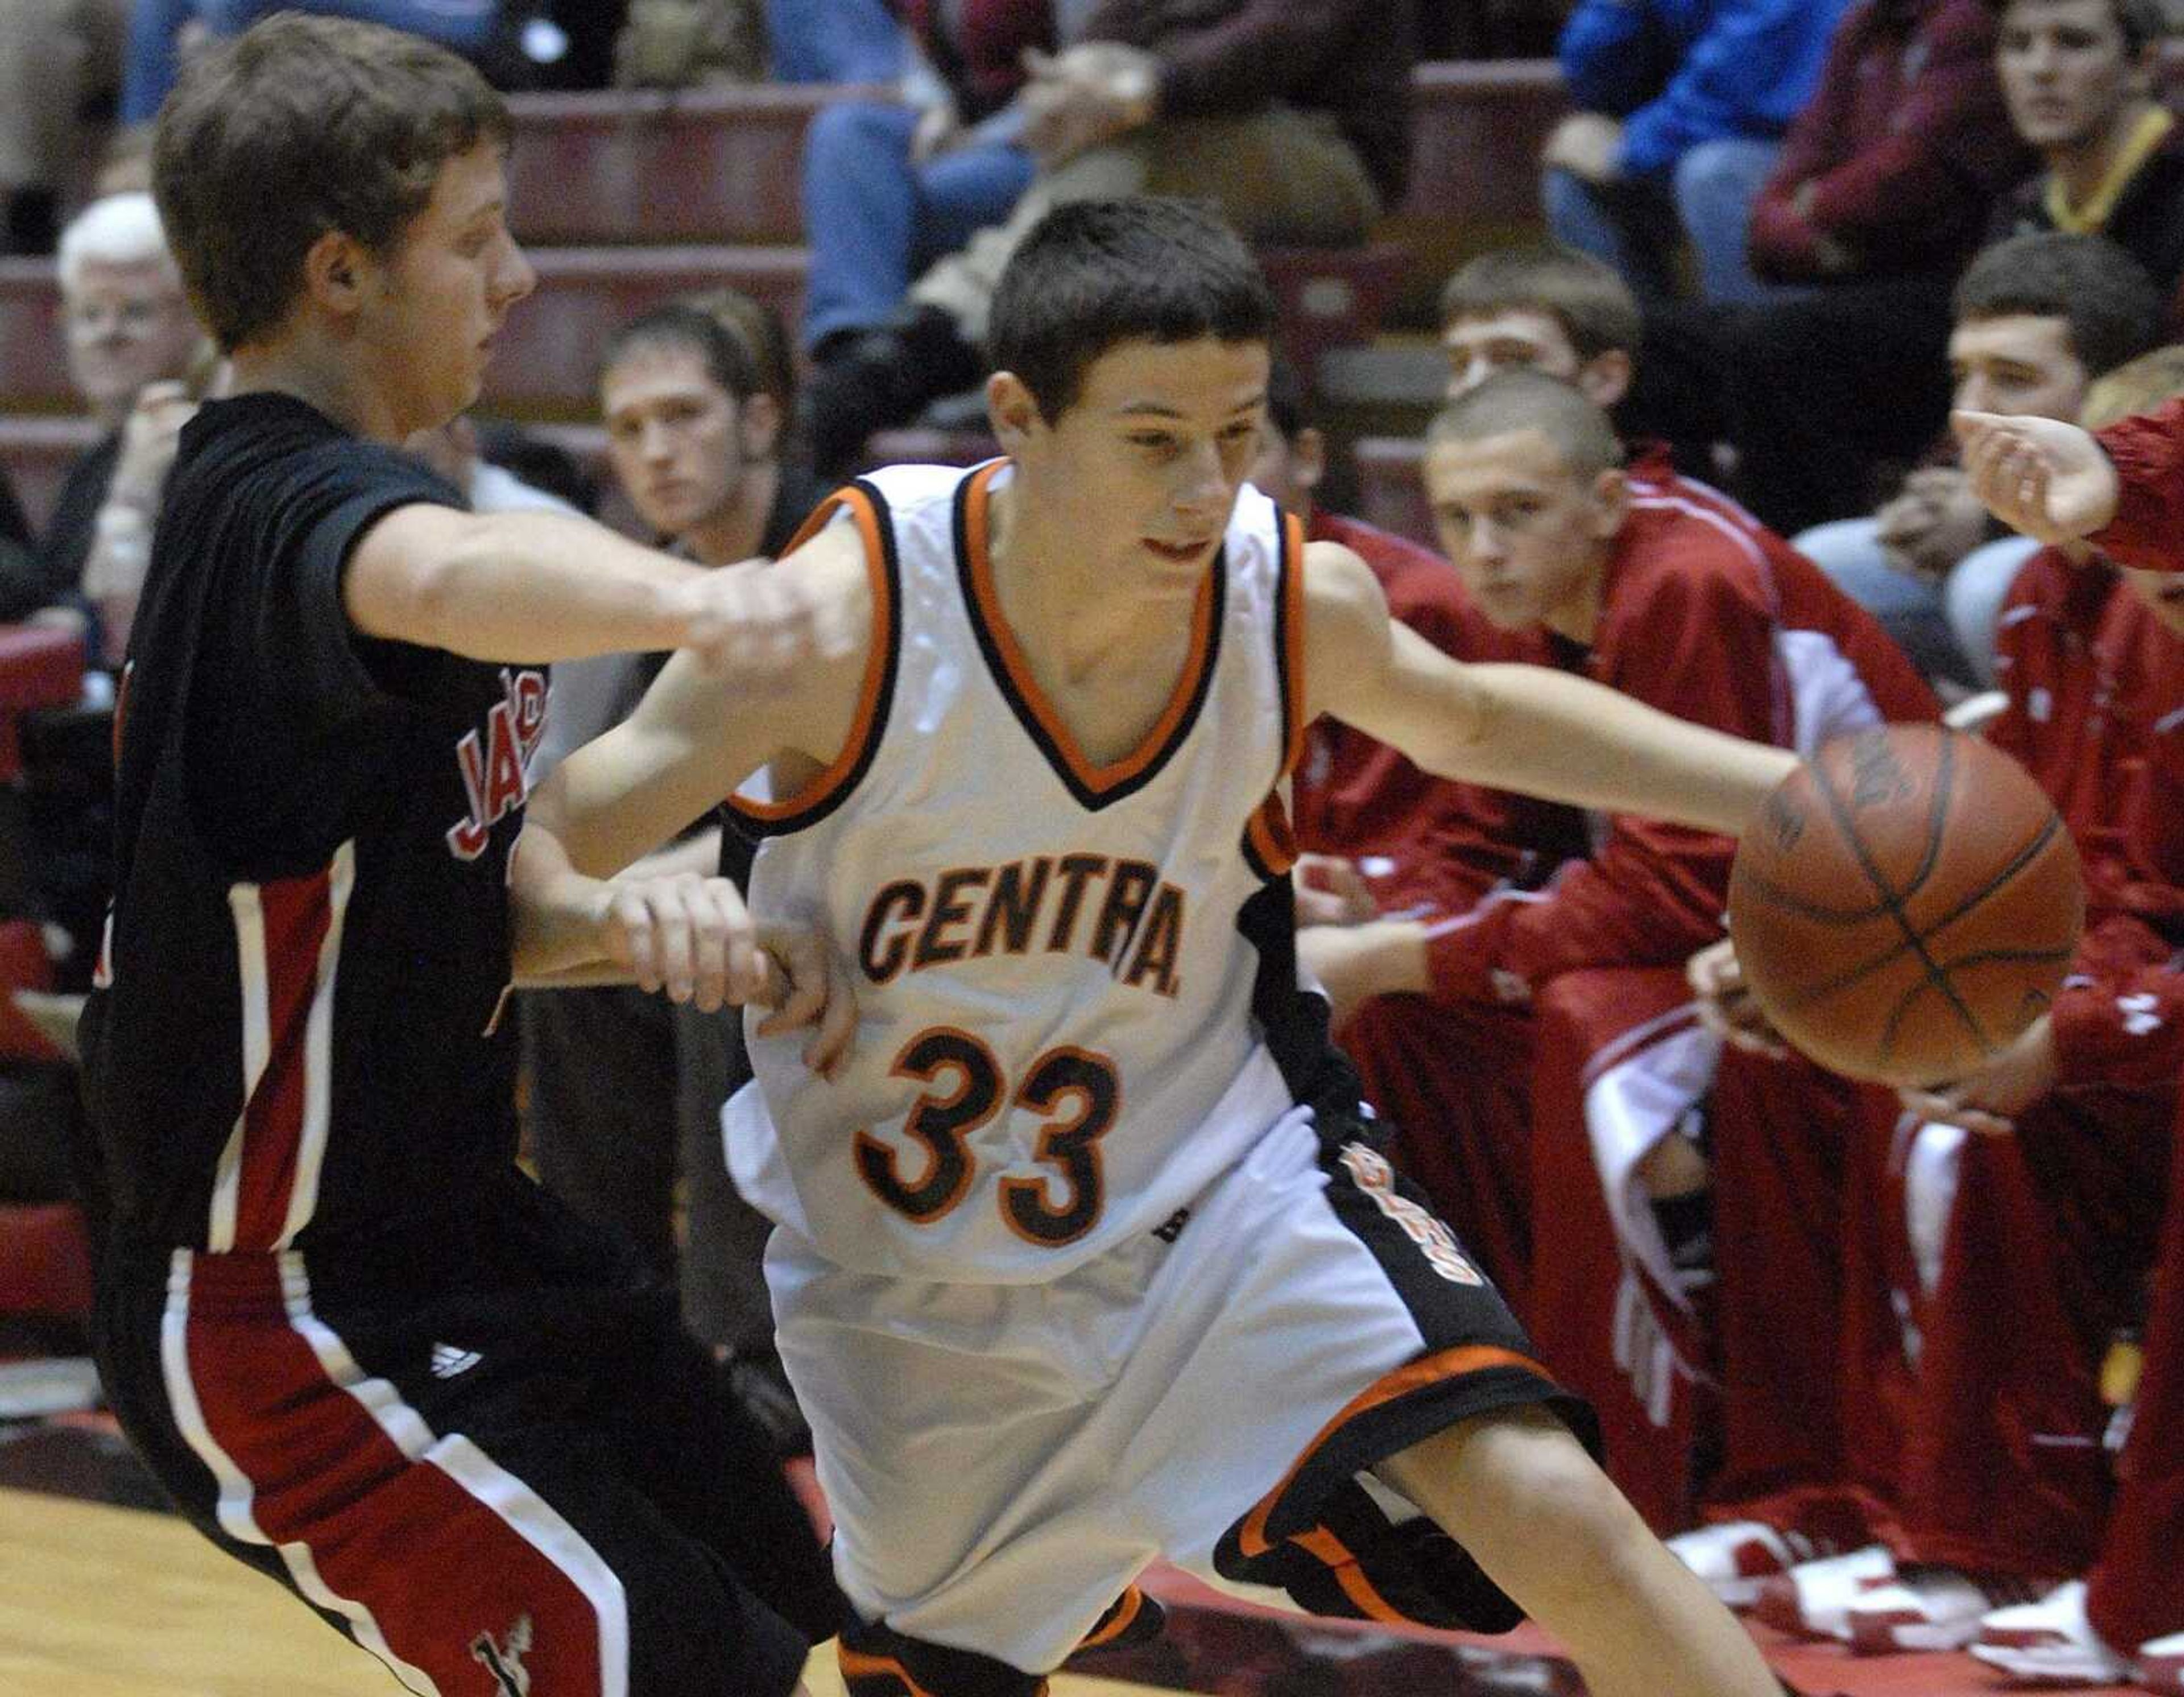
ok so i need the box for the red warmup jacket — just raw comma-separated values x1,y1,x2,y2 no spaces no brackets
1289,510,1583,920
1746,0,2028,283
1416,461,1938,1005
1992,550,2184,1092
2097,398,2184,575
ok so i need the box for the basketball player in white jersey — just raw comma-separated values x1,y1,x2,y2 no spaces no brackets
522,198,1794,1697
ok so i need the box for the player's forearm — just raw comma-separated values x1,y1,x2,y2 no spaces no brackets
1436,664,1797,838
377,510,709,663
508,820,617,978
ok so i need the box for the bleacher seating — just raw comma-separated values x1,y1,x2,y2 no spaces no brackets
493,68,1566,248
0,64,1566,424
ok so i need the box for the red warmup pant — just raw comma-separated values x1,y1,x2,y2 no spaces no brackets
1342,992,1538,1313
1527,970,1891,1537
2081,1099,2184,1653
1525,969,1713,1530
1705,1066,2173,1583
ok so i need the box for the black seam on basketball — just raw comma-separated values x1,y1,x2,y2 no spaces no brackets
1803,732,1990,1050
1731,870,1895,923
1877,943,2075,1067
1771,808,2069,1017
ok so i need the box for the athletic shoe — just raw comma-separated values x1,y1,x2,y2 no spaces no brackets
1848,1567,2045,1655
1969,1582,2135,1685
1751,1545,1897,1642
2138,1628,2184,1693
1666,1521,1823,1609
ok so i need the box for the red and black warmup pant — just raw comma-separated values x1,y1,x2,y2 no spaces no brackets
93,1182,842,1697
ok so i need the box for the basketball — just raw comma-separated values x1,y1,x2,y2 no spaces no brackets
1726,724,2083,1088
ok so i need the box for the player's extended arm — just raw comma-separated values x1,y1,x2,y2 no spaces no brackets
1953,410,2120,546
1304,543,1797,835
524,519,872,881
343,502,854,670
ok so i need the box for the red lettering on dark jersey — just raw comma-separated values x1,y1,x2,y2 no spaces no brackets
446,668,548,862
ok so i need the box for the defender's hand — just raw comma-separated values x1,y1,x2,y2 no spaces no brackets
674,558,856,676
594,872,768,1012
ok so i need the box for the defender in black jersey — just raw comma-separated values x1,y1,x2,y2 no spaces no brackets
78,17,845,1696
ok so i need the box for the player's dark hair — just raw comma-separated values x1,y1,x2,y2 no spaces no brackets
1953,231,2165,379
153,13,511,354
599,302,766,407
1438,243,1642,364
988,197,1276,422
1428,367,1625,480
1982,0,2168,55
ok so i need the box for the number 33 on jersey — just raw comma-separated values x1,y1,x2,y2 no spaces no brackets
725,462,1332,1281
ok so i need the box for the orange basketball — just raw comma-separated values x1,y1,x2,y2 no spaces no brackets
1726,724,2083,1088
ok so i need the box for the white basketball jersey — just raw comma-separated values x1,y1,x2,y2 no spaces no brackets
726,461,1333,1282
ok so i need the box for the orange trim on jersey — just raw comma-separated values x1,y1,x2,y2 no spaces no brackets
1244,792,1298,878
1292,1526,1415,1627
1236,1343,1556,1559
963,461,1218,796
1279,510,1309,778
1077,1585,1147,1650
838,1648,941,1697
725,485,894,826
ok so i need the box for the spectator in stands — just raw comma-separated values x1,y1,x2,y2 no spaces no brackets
1984,0,2184,320
1796,230,2162,693
7,192,212,664
522,297,826,1448
1307,369,1933,1326
1440,241,1735,492
1441,243,1644,410
1542,0,1854,305
0,0,125,253
798,1,1052,374
799,0,1412,477
122,0,503,122
1682,0,2033,537
1673,352,2184,1665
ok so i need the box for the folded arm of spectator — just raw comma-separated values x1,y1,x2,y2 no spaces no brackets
1751,3,2022,280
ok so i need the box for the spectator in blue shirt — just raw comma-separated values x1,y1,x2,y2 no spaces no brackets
1542,0,1855,304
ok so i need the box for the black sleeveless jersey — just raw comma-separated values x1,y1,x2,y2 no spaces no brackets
80,394,548,1262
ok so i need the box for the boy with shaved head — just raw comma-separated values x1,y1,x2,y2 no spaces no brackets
1314,370,1935,1529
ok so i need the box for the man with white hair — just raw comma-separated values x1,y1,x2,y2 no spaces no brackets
25,189,211,661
